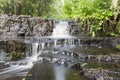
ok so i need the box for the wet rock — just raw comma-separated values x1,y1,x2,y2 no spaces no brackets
0,15,53,38
68,20,80,36
73,52,79,58
0,14,80,38
70,63,83,71
0,14,8,29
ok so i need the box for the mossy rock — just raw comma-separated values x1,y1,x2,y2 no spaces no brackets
115,45,120,50
10,51,23,60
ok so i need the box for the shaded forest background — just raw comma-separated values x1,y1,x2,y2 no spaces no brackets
0,0,120,37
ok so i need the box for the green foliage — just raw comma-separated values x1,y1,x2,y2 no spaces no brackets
61,0,114,36
22,77,26,80
0,0,120,36
0,0,12,14
0,0,53,17
62,0,111,19
21,0,38,16
116,45,120,50
10,51,23,60
48,0,68,19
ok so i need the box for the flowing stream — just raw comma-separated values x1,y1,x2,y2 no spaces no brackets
0,21,120,80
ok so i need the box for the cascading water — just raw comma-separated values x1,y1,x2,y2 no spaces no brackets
27,42,40,66
0,42,41,79
0,20,80,80
51,21,76,47
54,40,58,46
41,43,45,49
52,21,71,38
32,43,39,56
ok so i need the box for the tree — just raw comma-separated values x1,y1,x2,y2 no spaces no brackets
61,0,116,36
37,0,53,17
13,0,22,15
0,0,54,17
0,0,12,14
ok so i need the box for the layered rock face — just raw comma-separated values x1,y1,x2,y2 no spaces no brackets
0,14,53,38
0,14,80,38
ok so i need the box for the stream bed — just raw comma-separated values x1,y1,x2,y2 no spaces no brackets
0,39,120,80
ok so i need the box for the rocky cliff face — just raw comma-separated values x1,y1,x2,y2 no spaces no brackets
68,20,80,37
0,14,80,38
0,14,53,38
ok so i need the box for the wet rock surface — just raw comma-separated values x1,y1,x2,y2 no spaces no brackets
0,40,26,61
0,15,80,38
26,63,55,80
0,14,120,80
34,49,120,80
0,14,53,37
0,37,120,80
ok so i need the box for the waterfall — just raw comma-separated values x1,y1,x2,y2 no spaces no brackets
0,42,42,79
68,39,74,45
20,42,41,66
54,40,58,46
41,43,45,49
25,44,30,57
78,39,81,45
32,43,39,55
27,42,40,66
52,21,71,38
64,39,68,46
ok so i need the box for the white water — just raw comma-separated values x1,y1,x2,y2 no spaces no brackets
64,39,68,46
52,21,71,38
0,42,41,79
27,42,39,64
51,21,74,47
0,21,76,79
32,43,39,55
41,43,45,49
54,40,58,46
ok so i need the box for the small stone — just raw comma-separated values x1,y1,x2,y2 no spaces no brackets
28,73,33,77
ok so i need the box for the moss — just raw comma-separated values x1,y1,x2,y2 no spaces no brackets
87,62,120,70
72,45,120,55
10,51,23,60
22,78,26,80
115,45,120,50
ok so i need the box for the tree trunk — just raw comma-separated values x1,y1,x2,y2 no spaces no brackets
111,0,119,21
38,0,43,16
17,3,21,15
13,0,17,15
13,0,22,15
